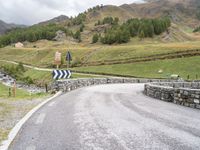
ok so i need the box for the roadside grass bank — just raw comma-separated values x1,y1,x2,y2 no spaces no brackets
0,83,50,145
74,56,200,80
0,83,47,100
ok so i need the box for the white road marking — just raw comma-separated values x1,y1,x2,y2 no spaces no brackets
48,101,56,107
26,145,36,150
35,113,46,124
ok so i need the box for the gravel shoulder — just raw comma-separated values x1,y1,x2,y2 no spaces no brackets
0,96,50,144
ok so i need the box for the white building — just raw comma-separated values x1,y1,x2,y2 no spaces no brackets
15,42,24,48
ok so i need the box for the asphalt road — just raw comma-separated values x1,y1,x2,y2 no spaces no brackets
9,84,200,150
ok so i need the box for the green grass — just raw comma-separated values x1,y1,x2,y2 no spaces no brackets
71,73,105,78
74,56,200,80
0,62,102,88
1,40,200,80
0,129,9,142
0,83,49,144
86,41,200,62
1,41,200,68
0,83,47,100
24,69,52,86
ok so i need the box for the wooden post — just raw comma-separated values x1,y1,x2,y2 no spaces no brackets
8,88,11,97
187,75,190,80
13,81,16,97
45,84,48,93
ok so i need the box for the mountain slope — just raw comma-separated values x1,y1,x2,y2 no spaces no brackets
1,0,200,44
37,15,69,25
0,20,25,35
79,0,200,43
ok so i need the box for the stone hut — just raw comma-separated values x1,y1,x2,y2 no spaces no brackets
15,42,24,48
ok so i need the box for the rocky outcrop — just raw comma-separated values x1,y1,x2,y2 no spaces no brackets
53,30,66,41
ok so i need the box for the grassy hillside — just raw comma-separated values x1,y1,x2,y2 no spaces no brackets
1,0,200,81
0,40,200,80
1,0,200,47
1,40,200,68
74,56,200,80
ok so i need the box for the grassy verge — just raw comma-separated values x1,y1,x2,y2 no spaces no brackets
0,83,50,143
0,62,103,88
74,56,200,80
0,83,47,100
0,129,9,142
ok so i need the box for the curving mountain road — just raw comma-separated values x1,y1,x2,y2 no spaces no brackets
9,84,200,150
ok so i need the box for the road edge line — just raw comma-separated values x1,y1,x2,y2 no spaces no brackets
0,91,62,150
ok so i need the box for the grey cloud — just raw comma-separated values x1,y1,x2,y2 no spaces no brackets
0,0,144,25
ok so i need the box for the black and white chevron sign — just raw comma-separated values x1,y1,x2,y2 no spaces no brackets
52,70,71,79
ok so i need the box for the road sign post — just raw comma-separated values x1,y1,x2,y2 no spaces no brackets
66,51,72,68
55,51,62,69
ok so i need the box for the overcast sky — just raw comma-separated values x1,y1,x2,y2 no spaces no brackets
0,0,144,25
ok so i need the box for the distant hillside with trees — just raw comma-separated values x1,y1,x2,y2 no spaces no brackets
0,24,73,48
94,17,171,44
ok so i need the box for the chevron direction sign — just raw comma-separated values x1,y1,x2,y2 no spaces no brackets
52,70,72,79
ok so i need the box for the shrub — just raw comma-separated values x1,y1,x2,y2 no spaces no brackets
92,34,99,43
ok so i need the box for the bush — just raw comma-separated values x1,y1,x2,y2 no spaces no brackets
92,34,99,43
80,24,85,32
22,76,34,84
16,62,25,72
73,31,81,42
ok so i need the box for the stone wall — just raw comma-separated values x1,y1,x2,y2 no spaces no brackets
51,78,173,92
144,82,200,109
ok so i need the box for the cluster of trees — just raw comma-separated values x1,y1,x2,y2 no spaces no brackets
125,18,171,38
0,24,70,48
87,5,103,12
193,26,200,32
93,17,171,44
71,13,86,26
95,17,119,26
100,26,130,44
